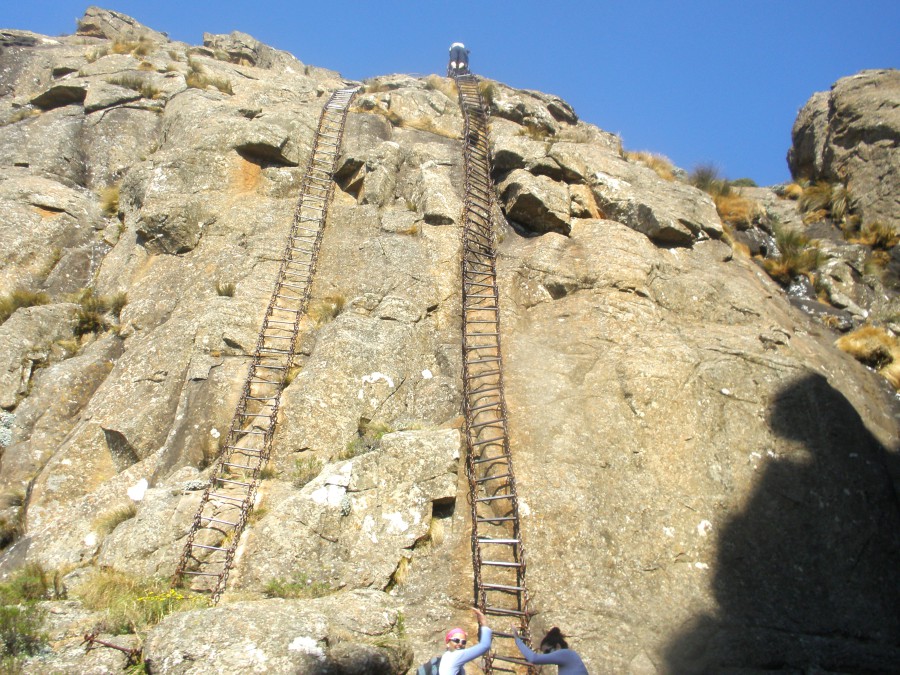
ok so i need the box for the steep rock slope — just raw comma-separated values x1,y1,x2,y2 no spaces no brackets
0,8,898,674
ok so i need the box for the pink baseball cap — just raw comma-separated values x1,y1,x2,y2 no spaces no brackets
446,628,467,642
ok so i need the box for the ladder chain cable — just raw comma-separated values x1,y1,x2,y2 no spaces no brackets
453,73,534,675
172,87,359,603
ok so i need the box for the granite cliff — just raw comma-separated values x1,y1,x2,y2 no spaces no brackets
0,7,898,674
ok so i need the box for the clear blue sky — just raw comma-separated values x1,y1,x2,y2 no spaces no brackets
5,1,898,186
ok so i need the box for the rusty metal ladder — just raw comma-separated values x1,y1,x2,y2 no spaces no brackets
454,73,534,674
172,86,359,603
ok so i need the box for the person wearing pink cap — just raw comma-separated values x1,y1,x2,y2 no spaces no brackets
438,608,492,674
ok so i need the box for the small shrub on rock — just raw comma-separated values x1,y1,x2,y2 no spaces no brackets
263,572,331,599
292,455,323,488
215,281,235,297
92,503,137,536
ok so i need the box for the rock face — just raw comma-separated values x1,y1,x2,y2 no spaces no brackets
0,9,898,675
788,69,900,229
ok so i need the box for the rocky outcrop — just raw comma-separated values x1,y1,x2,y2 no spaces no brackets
144,590,410,674
0,8,898,675
788,69,900,229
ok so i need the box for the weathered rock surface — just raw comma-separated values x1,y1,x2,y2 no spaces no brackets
144,590,410,675
0,8,897,675
788,69,900,229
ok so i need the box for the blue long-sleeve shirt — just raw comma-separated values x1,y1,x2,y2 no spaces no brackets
514,634,589,674
438,627,492,674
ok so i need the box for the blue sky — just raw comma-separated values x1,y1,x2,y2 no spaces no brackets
5,1,898,186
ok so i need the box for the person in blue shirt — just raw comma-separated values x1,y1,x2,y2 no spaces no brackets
513,626,589,674
438,608,492,674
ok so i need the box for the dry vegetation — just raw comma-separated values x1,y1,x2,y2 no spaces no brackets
688,164,761,230
307,294,345,325
76,568,206,635
106,72,160,99
0,290,49,325
835,325,900,389
625,151,676,181
760,226,823,285
186,58,233,95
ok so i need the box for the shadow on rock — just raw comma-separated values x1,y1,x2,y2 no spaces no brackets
664,373,900,673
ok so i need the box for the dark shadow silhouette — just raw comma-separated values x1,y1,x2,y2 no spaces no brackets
665,373,900,674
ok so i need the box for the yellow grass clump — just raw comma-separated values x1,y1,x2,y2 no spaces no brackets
625,151,676,181
835,325,900,389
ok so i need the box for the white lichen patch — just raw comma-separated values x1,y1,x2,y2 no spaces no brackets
288,636,325,660
422,369,433,379
127,478,148,501
362,372,395,388
310,483,346,507
696,520,713,537
382,511,410,533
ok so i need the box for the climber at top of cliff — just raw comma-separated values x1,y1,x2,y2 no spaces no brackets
448,42,470,76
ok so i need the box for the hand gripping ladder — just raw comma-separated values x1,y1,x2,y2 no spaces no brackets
453,73,534,674
172,87,359,603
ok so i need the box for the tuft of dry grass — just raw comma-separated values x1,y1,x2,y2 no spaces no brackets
186,58,233,94
423,75,457,100
625,151,676,181
100,184,120,217
835,325,900,389
850,222,898,250
215,281,236,297
760,226,823,285
714,192,761,229
307,294,345,325
92,503,137,536
782,183,804,200
0,290,50,326
106,73,159,99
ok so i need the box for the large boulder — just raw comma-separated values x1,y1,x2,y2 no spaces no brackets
788,69,900,229
143,590,411,675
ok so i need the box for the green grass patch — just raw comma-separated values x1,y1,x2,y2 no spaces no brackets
292,455,322,488
75,569,206,635
339,420,392,461
263,572,332,600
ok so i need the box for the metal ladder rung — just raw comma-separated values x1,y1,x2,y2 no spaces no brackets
200,516,238,527
223,461,257,471
484,607,528,617
466,369,501,380
181,571,220,577
475,473,510,484
215,478,252,488
472,436,505,448
209,492,247,503
469,419,503,430
476,494,514,503
481,560,523,568
491,655,532,665
191,543,228,552
477,516,517,523
477,537,520,545
469,400,501,412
